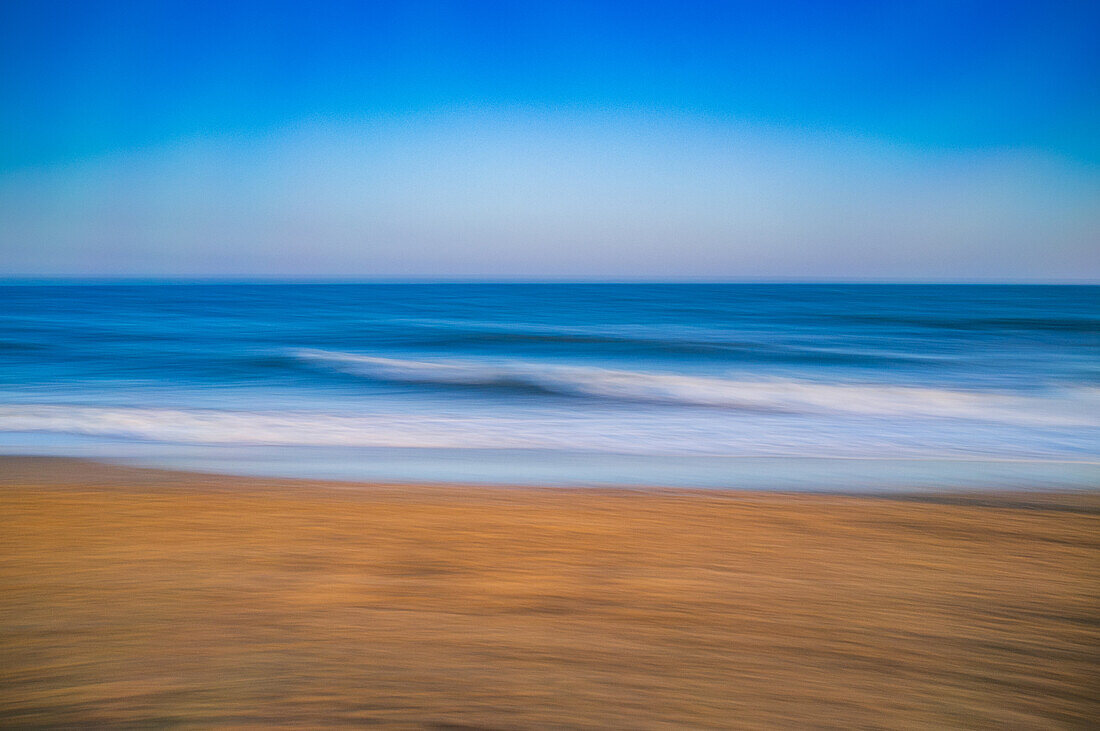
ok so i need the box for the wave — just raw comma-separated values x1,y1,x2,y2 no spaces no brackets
387,319,948,365
848,314,1100,333
2,404,1096,459
0,405,542,450
291,349,1100,425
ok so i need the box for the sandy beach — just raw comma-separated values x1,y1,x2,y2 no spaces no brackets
1,457,1097,728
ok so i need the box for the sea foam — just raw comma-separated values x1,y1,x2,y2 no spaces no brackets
2,403,1096,461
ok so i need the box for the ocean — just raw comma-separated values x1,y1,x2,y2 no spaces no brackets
1,283,1097,490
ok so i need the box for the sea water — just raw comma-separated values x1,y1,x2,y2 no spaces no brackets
1,283,1096,490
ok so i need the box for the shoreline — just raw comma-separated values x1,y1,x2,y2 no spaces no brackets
5,449,1100,493
4,454,1098,507
2,456,1097,727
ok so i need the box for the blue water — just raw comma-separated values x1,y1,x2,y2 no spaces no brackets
1,283,1097,490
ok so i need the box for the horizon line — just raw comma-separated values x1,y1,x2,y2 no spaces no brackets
1,277,1098,286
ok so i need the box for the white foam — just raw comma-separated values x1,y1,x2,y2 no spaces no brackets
0,402,1096,461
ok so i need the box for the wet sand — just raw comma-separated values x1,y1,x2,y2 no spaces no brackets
1,457,1097,728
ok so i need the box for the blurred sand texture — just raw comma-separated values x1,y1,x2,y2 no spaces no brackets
1,457,1097,728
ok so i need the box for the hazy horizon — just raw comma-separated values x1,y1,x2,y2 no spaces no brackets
3,277,1099,285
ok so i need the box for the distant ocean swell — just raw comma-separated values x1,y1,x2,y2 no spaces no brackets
371,320,949,364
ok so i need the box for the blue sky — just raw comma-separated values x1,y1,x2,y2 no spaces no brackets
1,0,1097,280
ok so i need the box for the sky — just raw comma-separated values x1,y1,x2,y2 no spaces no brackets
1,0,1097,281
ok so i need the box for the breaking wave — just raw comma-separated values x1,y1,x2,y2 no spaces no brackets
291,349,1100,426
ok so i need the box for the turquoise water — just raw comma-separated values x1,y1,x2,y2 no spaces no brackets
1,283,1097,490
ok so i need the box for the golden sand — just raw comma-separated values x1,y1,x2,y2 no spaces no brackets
1,458,1097,728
